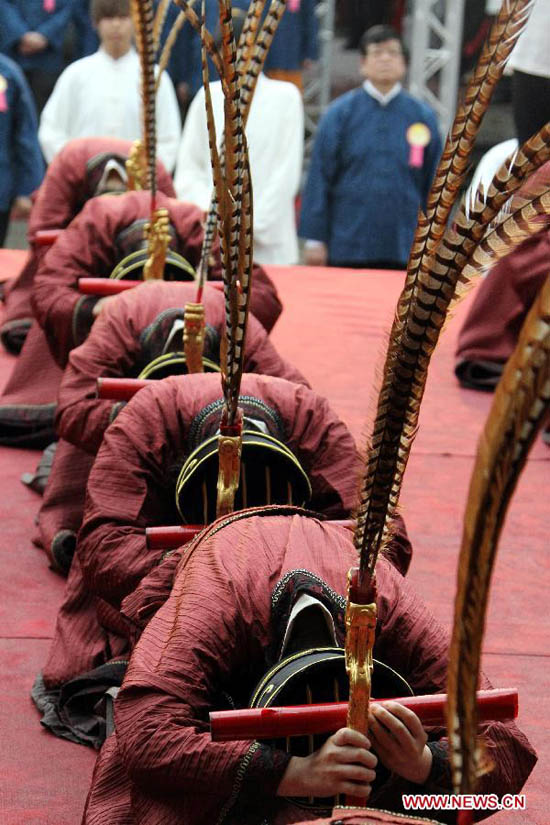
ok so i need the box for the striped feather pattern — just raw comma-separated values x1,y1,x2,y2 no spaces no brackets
152,0,171,54
422,180,550,320
156,7,191,91
172,0,225,77
354,182,550,579
377,0,534,435
237,0,266,78
131,0,157,197
405,0,533,306
354,0,536,578
447,275,550,793
446,123,550,301
197,0,287,291
200,0,254,426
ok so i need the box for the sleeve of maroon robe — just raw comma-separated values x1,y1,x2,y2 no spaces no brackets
31,192,206,367
247,264,283,333
77,374,359,609
76,380,190,608
107,516,535,825
55,281,308,455
456,229,550,366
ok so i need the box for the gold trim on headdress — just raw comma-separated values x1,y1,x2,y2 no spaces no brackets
143,207,171,280
125,139,147,191
183,302,206,373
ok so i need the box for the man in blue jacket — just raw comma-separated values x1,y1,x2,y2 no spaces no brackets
0,54,44,246
0,0,74,112
300,25,442,270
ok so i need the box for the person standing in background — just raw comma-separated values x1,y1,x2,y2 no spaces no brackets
0,53,45,246
300,25,441,270
71,0,100,59
174,9,304,267
262,0,319,91
508,0,550,144
38,0,181,171
0,0,75,113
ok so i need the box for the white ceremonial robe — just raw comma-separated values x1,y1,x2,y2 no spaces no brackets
38,47,181,172
174,74,304,266
508,0,550,79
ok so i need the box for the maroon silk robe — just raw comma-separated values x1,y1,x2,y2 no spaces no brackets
82,511,536,825
455,161,550,390
455,229,550,389
41,374,374,693
1,137,175,352
36,281,308,569
32,189,282,369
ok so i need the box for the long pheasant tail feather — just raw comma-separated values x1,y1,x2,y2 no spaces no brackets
354,183,550,579
447,122,550,291
239,0,287,120
455,186,550,293
200,0,231,300
156,5,196,92
197,0,286,282
393,0,534,356
407,0,534,291
172,0,225,77
131,0,157,199
237,0,266,80
152,0,171,54
354,0,536,577
217,0,248,425
423,177,550,324
447,274,550,794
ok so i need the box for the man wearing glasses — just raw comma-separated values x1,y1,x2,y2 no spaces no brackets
300,25,442,271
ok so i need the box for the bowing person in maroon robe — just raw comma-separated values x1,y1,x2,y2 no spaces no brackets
37,279,309,573
31,188,282,370
0,136,175,353
35,373,402,745
0,139,176,447
455,227,550,390
81,509,536,825
455,160,550,391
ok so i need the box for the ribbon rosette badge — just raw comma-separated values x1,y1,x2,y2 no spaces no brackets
406,122,431,168
0,76,7,113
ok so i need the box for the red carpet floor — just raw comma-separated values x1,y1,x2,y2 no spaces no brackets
1,252,548,823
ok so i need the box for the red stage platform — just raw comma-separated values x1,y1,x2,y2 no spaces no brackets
1,251,548,823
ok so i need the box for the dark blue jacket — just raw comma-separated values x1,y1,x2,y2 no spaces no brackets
157,1,197,95
0,0,74,73
158,0,318,98
264,0,319,72
0,54,45,209
300,86,442,265
71,0,98,59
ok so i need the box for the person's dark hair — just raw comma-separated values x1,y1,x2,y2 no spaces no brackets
359,25,408,62
90,0,130,25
